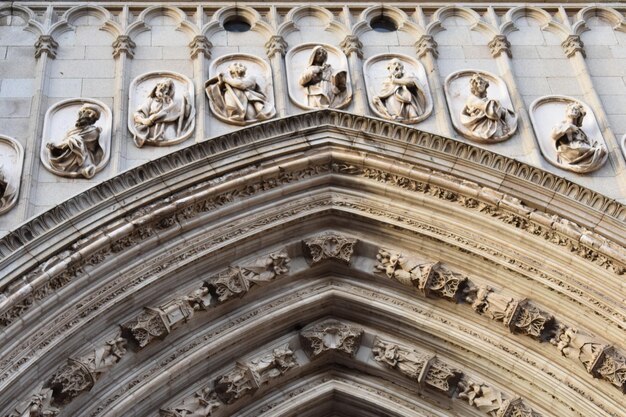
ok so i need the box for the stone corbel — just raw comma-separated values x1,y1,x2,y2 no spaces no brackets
303,233,357,265
561,35,586,58
339,35,364,59
488,35,512,58
300,320,363,358
189,35,212,59
265,35,288,59
112,35,136,58
414,35,438,59
34,35,58,59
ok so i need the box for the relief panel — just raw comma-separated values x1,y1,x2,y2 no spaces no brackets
0,135,23,214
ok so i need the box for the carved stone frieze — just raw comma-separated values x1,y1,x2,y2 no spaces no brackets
561,35,585,58
265,35,287,58
488,35,512,58
303,233,357,265
465,285,553,339
339,35,363,59
34,35,58,59
372,338,461,396
414,35,438,58
206,251,289,303
112,35,136,58
160,388,222,417
300,320,363,358
8,386,59,417
47,337,127,404
375,249,466,301
189,35,212,59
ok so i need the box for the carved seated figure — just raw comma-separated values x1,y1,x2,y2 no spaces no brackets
460,73,516,141
299,46,348,109
0,167,15,209
46,104,103,179
551,102,607,173
373,58,427,122
133,78,193,147
205,62,274,124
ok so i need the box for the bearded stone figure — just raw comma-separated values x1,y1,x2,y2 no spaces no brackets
372,58,427,123
45,105,103,179
133,78,194,147
205,62,275,124
551,102,607,173
299,45,348,109
460,73,517,142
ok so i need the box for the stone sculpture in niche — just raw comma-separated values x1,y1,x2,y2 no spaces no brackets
444,70,517,143
205,62,275,124
0,135,23,214
42,101,111,179
460,73,516,141
529,96,608,174
129,72,195,147
299,46,348,109
372,58,428,123
551,102,607,173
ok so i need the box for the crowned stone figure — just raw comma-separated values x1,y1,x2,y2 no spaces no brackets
298,45,348,109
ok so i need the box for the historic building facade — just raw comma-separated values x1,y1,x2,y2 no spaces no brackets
0,1,625,416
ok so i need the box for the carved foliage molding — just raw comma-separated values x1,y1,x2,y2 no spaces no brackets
303,233,357,265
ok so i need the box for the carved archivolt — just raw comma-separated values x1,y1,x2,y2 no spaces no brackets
530,96,608,174
128,71,196,147
444,70,518,143
206,54,276,125
40,99,112,178
286,43,352,110
0,135,23,214
364,54,432,124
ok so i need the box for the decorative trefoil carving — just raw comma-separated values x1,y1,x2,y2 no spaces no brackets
561,35,585,58
121,286,211,349
206,251,290,303
414,35,438,58
372,338,461,396
488,35,512,58
189,35,212,59
339,35,363,59
47,336,127,404
8,386,59,417
35,35,58,59
265,35,288,58
112,35,136,58
300,320,363,358
303,233,357,265
466,285,553,339
375,249,466,301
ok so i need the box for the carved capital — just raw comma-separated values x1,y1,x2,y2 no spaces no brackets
561,35,585,58
488,35,512,58
265,35,287,58
339,35,363,59
415,35,438,58
300,320,363,358
112,35,136,58
206,251,289,302
189,35,212,59
34,35,58,59
303,233,357,265
214,365,258,404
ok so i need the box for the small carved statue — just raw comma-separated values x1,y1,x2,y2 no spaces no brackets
551,102,607,172
0,166,15,209
461,73,516,141
46,104,103,179
299,45,348,108
373,58,427,122
165,388,221,417
205,62,275,124
458,379,504,414
133,78,194,147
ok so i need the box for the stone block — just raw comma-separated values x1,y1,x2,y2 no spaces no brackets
50,60,116,79
81,78,115,98
48,78,82,98
56,46,86,60
0,59,35,78
0,98,31,117
133,46,163,60
85,46,114,60
0,46,7,59
0,78,35,98
547,77,582,96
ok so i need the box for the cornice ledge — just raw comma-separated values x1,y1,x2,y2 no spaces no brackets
0,110,624,284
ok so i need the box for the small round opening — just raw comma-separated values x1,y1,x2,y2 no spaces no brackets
370,15,397,33
224,17,251,33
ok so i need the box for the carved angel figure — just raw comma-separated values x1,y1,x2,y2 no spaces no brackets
46,104,103,179
205,62,275,124
299,46,348,108
461,73,516,141
133,78,194,147
373,58,427,122
551,102,607,172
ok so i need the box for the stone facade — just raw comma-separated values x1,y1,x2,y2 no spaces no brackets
0,2,625,417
